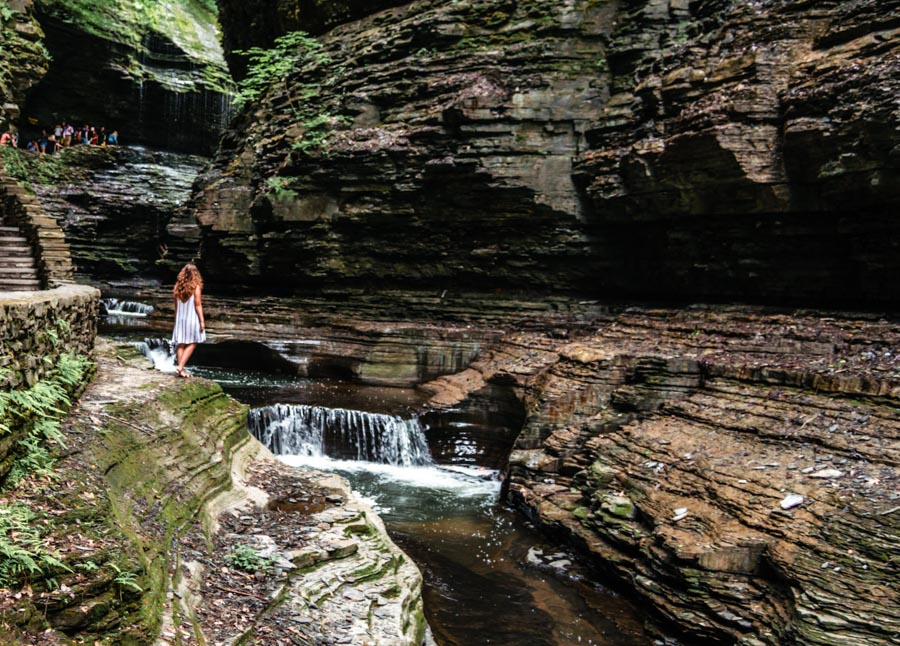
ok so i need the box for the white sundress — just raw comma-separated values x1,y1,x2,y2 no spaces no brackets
172,294,205,345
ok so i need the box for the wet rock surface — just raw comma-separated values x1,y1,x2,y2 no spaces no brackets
30,146,208,288
418,305,900,645
22,0,233,154
0,338,425,644
0,0,48,129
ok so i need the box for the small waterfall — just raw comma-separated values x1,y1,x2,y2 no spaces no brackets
101,298,155,316
249,404,433,467
133,338,176,372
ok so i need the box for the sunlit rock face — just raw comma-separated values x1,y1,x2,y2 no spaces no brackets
196,0,898,306
21,0,234,154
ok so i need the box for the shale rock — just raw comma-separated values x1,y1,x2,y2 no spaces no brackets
194,0,899,307
0,0,49,130
420,306,900,645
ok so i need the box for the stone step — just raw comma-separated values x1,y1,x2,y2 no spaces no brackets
0,266,39,276
0,246,32,257
0,236,28,245
0,259,36,269
0,278,41,291
0,226,21,233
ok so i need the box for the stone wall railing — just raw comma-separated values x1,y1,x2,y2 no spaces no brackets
0,168,75,288
0,284,99,388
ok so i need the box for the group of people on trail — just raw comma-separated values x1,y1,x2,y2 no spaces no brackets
0,122,119,154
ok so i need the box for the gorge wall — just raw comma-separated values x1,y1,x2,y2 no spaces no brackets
0,0,49,130
185,0,899,306
20,0,233,154
421,306,900,645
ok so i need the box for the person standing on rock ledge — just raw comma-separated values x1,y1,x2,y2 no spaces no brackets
172,263,206,378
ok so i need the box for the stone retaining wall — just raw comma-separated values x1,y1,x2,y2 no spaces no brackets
0,284,99,388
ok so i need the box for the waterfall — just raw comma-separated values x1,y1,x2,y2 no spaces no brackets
133,338,176,372
101,298,155,316
249,404,433,467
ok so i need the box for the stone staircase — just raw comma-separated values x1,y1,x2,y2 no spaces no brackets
0,225,41,291
0,166,74,291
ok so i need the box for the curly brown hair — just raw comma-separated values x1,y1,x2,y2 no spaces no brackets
173,263,204,302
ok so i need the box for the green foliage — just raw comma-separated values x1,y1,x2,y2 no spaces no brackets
0,502,71,586
0,2,15,22
265,176,298,201
0,351,92,485
0,146,65,190
234,31,331,109
225,544,273,574
108,563,143,594
291,114,336,154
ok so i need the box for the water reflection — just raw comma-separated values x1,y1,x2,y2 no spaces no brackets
279,456,649,646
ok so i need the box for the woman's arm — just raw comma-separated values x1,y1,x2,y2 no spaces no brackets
194,286,205,331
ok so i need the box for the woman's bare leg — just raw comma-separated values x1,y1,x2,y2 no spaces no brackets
177,343,197,376
176,344,184,369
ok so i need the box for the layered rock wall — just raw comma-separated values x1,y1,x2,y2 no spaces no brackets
0,0,49,130
423,308,900,645
27,146,207,288
196,0,899,306
189,0,614,294
576,0,900,305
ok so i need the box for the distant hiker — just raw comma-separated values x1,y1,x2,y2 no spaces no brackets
26,140,37,153
90,126,98,145
172,262,206,378
39,129,49,154
99,126,107,146
0,132,11,146
81,125,90,145
53,124,63,140
107,130,119,146
62,123,74,147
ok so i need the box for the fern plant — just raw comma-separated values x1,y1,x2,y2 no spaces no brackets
0,502,70,586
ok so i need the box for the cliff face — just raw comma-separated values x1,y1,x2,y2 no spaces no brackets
192,0,899,305
20,0,233,154
190,0,614,294
576,0,900,305
0,0,49,129
29,146,207,288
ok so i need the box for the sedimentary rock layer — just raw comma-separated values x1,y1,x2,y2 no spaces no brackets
0,0,48,129
195,0,899,306
28,146,207,287
22,0,233,154
422,307,900,645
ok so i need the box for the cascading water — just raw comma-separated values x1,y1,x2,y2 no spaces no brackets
249,404,433,467
133,338,176,372
101,298,155,316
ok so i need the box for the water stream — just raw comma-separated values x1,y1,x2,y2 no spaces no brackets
123,323,653,644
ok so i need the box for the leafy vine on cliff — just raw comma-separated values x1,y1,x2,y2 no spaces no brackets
234,30,330,109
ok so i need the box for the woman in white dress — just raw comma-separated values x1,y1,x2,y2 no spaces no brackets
172,263,206,378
